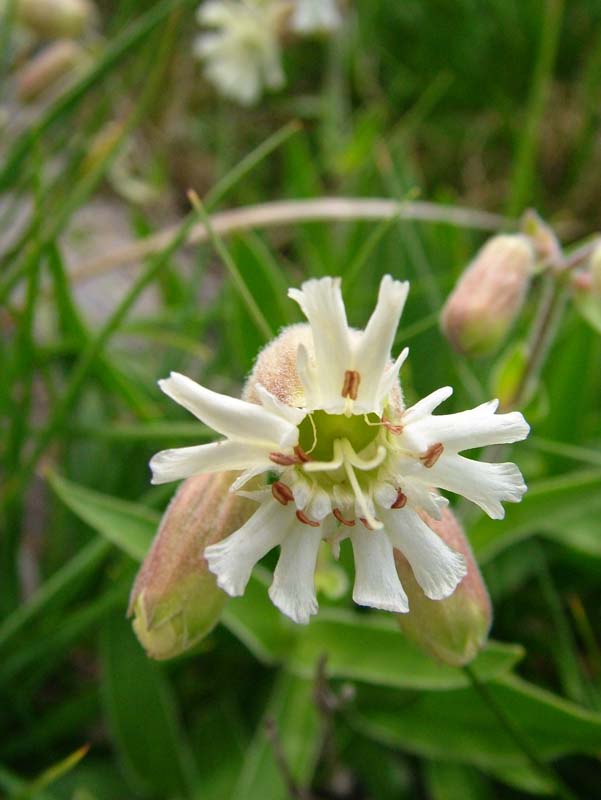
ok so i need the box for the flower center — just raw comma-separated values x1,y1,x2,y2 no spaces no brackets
298,410,380,462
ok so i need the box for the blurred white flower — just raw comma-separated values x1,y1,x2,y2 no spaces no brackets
150,276,529,624
290,0,342,34
194,0,285,105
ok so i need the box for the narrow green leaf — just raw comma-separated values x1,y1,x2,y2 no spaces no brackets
354,674,601,770
470,469,601,561
100,613,197,797
0,539,109,651
224,572,523,691
47,471,158,561
232,672,321,800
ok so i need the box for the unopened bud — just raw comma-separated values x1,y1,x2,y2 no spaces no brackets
521,209,561,263
16,39,85,101
244,322,403,412
129,471,254,660
441,234,535,358
590,244,601,296
395,507,492,666
244,323,312,405
571,243,601,336
17,0,95,38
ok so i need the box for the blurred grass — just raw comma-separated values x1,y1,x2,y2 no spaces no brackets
1,1,601,798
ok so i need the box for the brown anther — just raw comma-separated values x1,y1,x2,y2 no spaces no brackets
359,517,374,531
271,481,294,505
341,369,361,400
333,508,356,527
296,510,320,528
420,442,444,468
294,444,312,463
382,416,403,435
269,452,298,466
391,489,407,509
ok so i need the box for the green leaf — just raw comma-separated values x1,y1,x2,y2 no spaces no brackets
353,674,601,770
47,478,522,691
232,672,321,800
470,469,601,561
47,471,158,561
100,613,197,797
424,761,492,800
224,571,523,691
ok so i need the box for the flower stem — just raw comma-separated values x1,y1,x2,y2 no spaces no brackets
502,275,567,411
71,197,511,283
463,665,578,800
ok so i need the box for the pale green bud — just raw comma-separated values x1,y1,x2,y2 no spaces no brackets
521,209,561,263
441,234,535,358
129,471,254,660
395,507,491,666
17,0,95,38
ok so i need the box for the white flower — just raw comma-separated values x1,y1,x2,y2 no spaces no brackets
289,0,342,34
150,276,529,625
194,0,285,105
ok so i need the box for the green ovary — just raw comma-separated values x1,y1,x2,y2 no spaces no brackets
298,410,380,461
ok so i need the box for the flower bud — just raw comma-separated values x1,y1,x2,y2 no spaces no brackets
17,0,95,38
394,507,492,666
591,244,601,296
244,322,403,412
520,209,561,262
129,471,255,660
441,234,535,358
16,39,85,101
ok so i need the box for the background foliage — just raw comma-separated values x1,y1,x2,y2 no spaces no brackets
1,0,601,798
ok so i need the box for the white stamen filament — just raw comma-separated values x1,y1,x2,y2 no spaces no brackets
341,440,382,530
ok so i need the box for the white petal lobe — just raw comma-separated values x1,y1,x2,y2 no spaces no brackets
383,508,467,600
354,277,409,413
406,401,530,453
425,454,528,519
269,523,323,624
289,278,351,412
150,441,272,484
159,372,297,447
350,529,409,613
204,501,292,596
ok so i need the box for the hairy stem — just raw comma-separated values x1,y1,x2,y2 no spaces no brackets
70,198,511,283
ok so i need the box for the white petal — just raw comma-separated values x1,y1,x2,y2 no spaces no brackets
291,473,312,509
255,383,306,426
268,523,323,624
288,278,351,412
375,347,409,408
306,486,332,521
425,453,528,519
159,372,298,448
406,400,530,453
150,440,271,485
373,481,398,508
401,478,448,520
295,343,320,410
229,464,274,493
205,501,292,596
354,277,409,413
383,507,467,600
350,529,409,612
402,386,453,424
